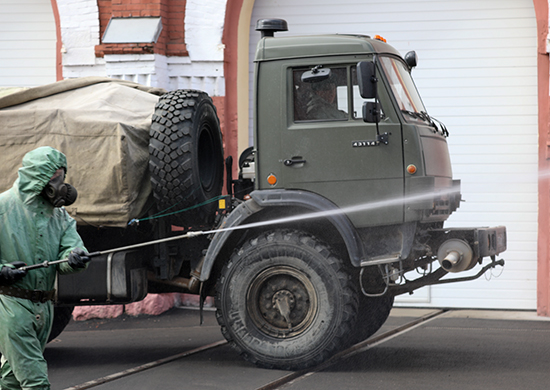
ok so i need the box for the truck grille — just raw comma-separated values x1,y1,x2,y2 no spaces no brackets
428,190,460,219
431,198,451,216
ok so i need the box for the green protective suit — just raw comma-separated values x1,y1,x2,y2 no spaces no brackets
0,147,86,390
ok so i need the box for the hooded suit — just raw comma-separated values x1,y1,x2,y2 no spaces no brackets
0,146,86,390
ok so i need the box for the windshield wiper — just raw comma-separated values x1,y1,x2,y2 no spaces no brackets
430,115,449,137
402,110,449,137
418,111,432,123
401,109,427,122
420,111,449,137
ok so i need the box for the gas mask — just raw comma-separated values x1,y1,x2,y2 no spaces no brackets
41,173,78,207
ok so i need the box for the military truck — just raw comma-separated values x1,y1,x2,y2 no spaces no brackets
0,19,506,370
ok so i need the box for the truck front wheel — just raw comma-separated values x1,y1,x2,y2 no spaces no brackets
216,230,358,370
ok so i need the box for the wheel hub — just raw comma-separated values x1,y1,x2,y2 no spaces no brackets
248,266,317,338
272,290,295,328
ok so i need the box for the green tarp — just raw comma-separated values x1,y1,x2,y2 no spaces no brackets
0,77,165,227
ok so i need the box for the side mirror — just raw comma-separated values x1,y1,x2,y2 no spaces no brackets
363,101,381,123
301,66,331,83
356,61,377,99
404,51,418,69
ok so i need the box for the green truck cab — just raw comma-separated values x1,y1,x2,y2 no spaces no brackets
253,26,457,228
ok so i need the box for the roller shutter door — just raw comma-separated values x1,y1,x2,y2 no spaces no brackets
0,1,56,87
249,0,538,309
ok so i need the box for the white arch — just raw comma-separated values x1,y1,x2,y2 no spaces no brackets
185,0,227,62
56,0,105,78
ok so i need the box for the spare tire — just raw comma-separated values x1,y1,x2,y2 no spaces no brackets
149,90,224,227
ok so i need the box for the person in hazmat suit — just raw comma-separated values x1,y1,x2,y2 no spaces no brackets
0,146,91,390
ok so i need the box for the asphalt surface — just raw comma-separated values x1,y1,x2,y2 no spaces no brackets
45,307,550,390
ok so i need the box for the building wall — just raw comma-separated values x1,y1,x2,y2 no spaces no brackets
49,0,550,315
0,1,57,87
56,0,226,96
55,0,230,155
94,0,188,57
57,0,105,79
222,0,550,313
534,0,550,316
3,0,550,313
245,0,539,310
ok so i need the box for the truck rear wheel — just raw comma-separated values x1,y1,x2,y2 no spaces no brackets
48,306,74,342
354,266,395,342
149,90,224,227
216,230,358,370
354,294,394,342
353,267,394,342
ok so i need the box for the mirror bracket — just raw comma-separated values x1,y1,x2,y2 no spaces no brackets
301,65,331,83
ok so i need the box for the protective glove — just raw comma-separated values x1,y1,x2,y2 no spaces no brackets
68,248,91,269
0,262,27,285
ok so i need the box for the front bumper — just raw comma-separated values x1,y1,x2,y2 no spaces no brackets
387,225,506,296
429,225,507,261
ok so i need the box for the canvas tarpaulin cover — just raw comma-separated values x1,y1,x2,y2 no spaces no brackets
0,77,165,227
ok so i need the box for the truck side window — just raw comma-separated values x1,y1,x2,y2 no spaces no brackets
293,67,348,122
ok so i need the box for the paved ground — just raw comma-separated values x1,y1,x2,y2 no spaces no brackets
46,307,550,390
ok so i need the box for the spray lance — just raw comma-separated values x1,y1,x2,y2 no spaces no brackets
17,230,205,272
17,187,507,272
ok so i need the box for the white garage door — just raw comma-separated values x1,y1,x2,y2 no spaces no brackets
249,0,538,309
0,1,57,87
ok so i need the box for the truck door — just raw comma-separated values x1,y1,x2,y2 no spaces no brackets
280,64,403,228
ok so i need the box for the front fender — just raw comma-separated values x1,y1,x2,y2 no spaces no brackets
251,190,365,267
200,189,366,282
200,198,263,282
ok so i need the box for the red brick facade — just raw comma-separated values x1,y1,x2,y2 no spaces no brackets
95,0,188,57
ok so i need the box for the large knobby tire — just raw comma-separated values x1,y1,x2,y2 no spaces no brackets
216,230,358,370
48,306,74,342
149,90,224,227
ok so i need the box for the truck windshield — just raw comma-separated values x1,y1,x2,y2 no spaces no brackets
379,56,426,118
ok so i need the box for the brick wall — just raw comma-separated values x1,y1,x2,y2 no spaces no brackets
95,0,188,57
212,96,226,148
